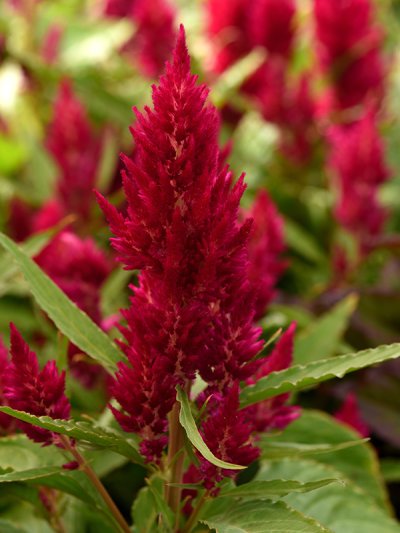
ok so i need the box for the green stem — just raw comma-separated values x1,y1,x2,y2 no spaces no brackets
59,436,131,533
182,491,209,533
166,400,186,520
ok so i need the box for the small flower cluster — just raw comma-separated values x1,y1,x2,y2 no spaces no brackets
3,325,70,446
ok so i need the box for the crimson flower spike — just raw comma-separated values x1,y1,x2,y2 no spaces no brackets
4,324,70,446
98,26,263,461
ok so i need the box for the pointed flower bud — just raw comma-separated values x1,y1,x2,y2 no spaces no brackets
5,324,70,446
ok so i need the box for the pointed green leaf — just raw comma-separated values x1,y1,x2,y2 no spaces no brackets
0,232,122,373
219,478,340,499
258,439,368,459
294,294,358,364
202,499,331,532
176,387,245,471
240,342,400,407
0,407,143,465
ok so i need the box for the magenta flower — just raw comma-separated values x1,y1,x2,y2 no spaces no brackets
313,0,385,109
329,108,389,249
335,393,369,437
46,79,102,223
0,338,14,433
246,190,286,320
5,324,70,446
99,27,263,459
198,384,260,493
103,0,176,78
245,323,301,432
207,0,295,72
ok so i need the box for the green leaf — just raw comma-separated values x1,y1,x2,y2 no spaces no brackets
176,387,245,471
0,225,62,291
256,460,400,533
219,478,339,499
0,407,143,465
0,434,63,471
0,232,122,373
258,439,368,459
294,294,358,364
240,342,400,407
202,499,330,532
260,410,389,510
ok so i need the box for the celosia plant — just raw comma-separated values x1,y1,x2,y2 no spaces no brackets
1,14,400,533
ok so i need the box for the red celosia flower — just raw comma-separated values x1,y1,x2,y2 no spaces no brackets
198,384,260,493
280,75,318,163
41,24,63,65
103,0,135,17
0,338,14,433
246,190,286,320
329,109,389,249
335,392,369,437
5,324,70,446
207,0,295,72
245,323,300,432
103,0,176,78
132,0,176,78
313,0,385,109
99,27,263,459
46,79,102,223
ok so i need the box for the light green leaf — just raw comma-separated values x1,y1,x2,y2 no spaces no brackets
258,439,368,459
294,294,358,364
202,499,331,532
256,460,400,533
0,407,143,465
0,232,122,373
261,410,389,510
219,478,339,499
176,387,245,471
240,342,400,407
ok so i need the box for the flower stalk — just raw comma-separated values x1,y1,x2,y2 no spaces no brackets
59,435,131,533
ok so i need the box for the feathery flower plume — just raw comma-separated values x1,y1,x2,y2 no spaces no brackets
5,324,70,446
329,108,389,250
98,26,263,460
0,339,14,433
46,79,102,223
246,190,286,320
313,0,385,109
